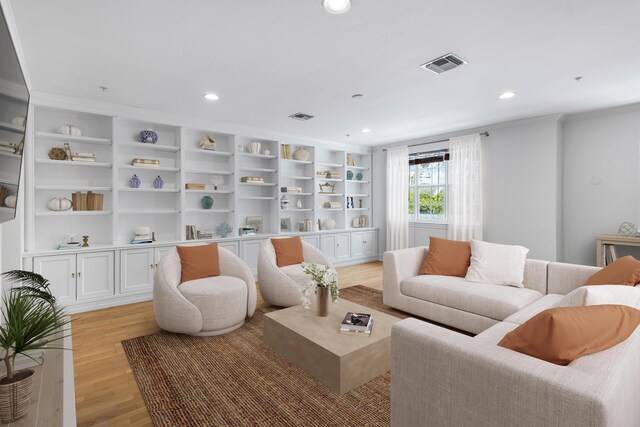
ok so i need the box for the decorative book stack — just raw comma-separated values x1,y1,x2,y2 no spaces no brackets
132,158,160,167
241,176,264,184
281,186,302,193
71,152,96,162
196,229,213,239
280,144,292,159
340,312,374,336
130,233,152,244
185,183,205,190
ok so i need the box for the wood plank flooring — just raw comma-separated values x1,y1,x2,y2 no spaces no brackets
71,261,383,426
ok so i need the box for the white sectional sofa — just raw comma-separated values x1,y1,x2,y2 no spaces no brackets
385,246,640,427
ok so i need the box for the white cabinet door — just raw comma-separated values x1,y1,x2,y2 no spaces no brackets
77,252,115,300
155,246,174,267
350,232,364,258
320,234,337,260
335,233,351,261
218,240,239,256
120,248,154,294
33,255,76,304
301,235,320,249
241,239,265,277
363,230,377,256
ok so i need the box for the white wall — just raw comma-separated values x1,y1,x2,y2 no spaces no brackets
563,104,640,265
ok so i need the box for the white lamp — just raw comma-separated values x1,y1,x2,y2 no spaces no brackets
323,0,351,14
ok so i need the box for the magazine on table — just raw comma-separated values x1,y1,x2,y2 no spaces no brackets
340,312,373,335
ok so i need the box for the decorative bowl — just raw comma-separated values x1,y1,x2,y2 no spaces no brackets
138,129,158,144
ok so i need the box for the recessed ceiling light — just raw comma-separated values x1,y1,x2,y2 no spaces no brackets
361,128,371,133
499,91,516,99
323,0,351,14
203,93,219,101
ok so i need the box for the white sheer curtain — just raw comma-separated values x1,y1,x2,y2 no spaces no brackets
386,146,409,250
447,134,482,241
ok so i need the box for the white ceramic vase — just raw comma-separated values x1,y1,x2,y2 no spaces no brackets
250,141,261,154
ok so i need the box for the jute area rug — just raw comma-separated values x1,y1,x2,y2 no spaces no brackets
122,286,409,427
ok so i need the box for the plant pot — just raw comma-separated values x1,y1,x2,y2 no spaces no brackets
316,287,329,317
0,369,35,423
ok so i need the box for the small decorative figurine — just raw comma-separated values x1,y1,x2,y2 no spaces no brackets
153,175,164,189
138,129,158,143
82,235,89,247
152,232,156,242
199,134,216,150
358,198,363,208
280,195,289,210
296,198,303,209
263,149,271,156
210,175,224,190
129,174,141,188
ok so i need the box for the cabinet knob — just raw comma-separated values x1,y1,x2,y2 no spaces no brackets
77,272,81,278
150,264,154,269
337,243,340,247
71,273,75,278
363,240,367,243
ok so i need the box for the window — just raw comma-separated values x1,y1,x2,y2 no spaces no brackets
408,150,448,222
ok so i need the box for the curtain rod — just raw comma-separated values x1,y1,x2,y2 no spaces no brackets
382,132,489,152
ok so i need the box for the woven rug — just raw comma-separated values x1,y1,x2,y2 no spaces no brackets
122,285,406,427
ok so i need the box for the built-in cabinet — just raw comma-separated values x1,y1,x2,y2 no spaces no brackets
321,233,351,262
351,230,378,259
120,247,171,294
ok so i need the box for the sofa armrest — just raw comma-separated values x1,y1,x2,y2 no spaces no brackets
548,262,601,295
391,318,608,427
383,246,426,306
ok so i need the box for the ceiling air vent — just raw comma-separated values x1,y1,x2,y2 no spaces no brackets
421,53,468,74
289,112,315,121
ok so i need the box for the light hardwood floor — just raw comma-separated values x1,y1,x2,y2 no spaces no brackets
71,261,383,426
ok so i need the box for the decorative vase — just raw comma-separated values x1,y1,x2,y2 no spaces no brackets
356,172,363,181
293,147,310,161
201,196,214,209
138,129,158,144
322,218,336,230
316,287,329,317
0,369,35,423
4,195,17,208
153,175,164,189
46,196,72,211
280,195,289,210
249,141,261,154
296,198,303,209
129,174,141,188
346,170,354,180
263,149,271,156
57,124,82,136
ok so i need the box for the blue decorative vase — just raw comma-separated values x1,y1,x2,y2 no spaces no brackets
356,172,363,181
346,170,354,180
129,174,140,188
138,129,158,144
201,196,214,209
153,175,164,189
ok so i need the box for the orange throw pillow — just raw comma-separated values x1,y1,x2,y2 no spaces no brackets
420,236,471,277
584,255,640,286
272,237,304,267
498,305,640,365
176,244,220,283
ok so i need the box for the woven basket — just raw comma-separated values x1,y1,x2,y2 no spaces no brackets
0,369,35,423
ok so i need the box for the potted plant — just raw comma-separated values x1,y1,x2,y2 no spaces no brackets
301,263,339,317
0,270,69,423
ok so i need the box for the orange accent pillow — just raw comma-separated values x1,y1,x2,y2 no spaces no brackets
176,244,220,283
498,305,640,365
584,255,640,286
272,237,304,267
419,237,471,277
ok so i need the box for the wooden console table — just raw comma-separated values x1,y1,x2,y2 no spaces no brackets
596,234,640,267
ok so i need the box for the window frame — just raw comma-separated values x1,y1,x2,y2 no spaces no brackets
408,151,448,224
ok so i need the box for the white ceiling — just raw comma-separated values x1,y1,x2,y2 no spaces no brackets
7,0,640,146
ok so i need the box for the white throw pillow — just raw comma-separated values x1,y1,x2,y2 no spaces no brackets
465,240,529,288
556,285,640,309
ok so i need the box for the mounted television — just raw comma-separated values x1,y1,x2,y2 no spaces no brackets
0,6,29,223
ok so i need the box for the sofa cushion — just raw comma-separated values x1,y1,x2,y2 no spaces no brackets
176,243,220,283
556,285,640,309
180,276,247,330
465,240,529,288
271,237,304,267
419,237,471,277
401,275,543,321
584,255,640,286
503,294,564,324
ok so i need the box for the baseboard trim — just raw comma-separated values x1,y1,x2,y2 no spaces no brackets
66,292,153,314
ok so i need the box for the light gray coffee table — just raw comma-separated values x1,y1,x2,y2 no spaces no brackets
263,299,401,395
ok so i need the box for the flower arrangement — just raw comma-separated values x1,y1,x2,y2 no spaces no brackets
301,263,339,303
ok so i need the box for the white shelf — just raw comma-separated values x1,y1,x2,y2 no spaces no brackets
281,192,313,196
0,206,15,213
36,159,112,168
0,178,18,186
0,121,24,133
0,150,21,159
347,193,370,197
120,165,179,172
281,158,312,165
186,208,234,213
119,142,180,152
238,182,276,186
119,209,180,215
347,180,370,184
347,208,370,211
35,185,112,192
35,210,112,217
185,189,233,194
282,208,313,212
185,148,233,157
318,193,343,197
35,131,111,145
318,208,343,211
238,196,277,200
319,178,343,182
282,175,313,180
237,152,277,159
317,162,344,168
346,165,369,170
187,169,233,175
238,167,277,173
119,188,180,193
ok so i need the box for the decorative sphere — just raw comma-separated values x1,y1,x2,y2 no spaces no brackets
618,222,637,237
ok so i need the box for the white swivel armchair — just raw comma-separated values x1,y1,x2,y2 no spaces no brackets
257,239,337,307
153,247,257,336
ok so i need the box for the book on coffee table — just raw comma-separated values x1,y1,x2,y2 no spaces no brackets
340,312,373,335
340,319,374,336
